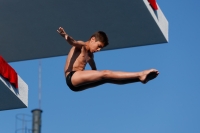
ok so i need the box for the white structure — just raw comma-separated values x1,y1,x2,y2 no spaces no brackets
0,75,28,111
0,0,168,62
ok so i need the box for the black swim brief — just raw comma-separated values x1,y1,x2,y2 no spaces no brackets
66,71,80,92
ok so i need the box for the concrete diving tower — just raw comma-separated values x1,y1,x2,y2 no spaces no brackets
0,0,168,62
0,0,167,110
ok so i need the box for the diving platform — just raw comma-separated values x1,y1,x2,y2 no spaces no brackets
0,0,168,62
0,56,28,111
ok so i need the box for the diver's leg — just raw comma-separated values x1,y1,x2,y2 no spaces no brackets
71,69,159,88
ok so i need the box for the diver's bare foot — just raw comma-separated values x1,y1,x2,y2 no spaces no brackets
139,69,159,84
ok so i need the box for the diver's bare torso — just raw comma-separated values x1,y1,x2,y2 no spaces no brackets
65,45,93,77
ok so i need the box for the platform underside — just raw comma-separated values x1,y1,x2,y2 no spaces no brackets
0,0,168,62
0,75,28,111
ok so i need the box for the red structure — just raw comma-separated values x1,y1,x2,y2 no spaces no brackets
148,0,158,10
0,56,18,88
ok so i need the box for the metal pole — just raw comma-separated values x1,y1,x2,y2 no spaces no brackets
31,109,43,133
38,60,42,109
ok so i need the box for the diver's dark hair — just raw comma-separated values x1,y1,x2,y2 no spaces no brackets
90,31,109,47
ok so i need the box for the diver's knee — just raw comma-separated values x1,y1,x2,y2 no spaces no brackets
101,70,112,79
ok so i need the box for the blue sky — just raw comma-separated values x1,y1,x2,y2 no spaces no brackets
1,0,200,133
